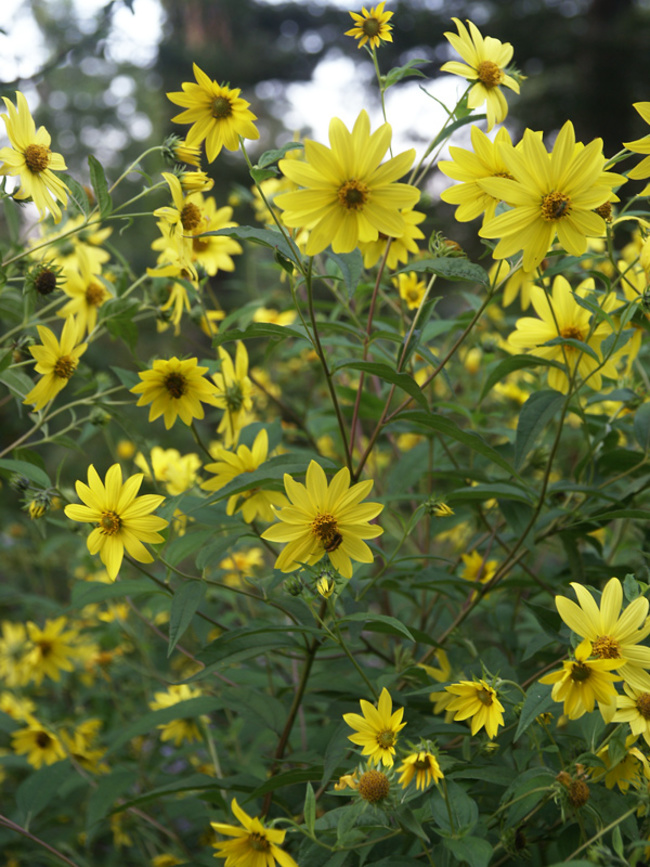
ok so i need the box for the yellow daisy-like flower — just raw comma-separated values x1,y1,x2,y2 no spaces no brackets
554,577,650,691
56,248,111,336
343,687,406,766
624,101,650,195
539,638,621,720
398,750,444,790
276,109,419,256
11,718,66,768
489,259,536,311
445,679,505,739
395,271,426,310
0,621,31,687
149,684,206,746
358,207,426,269
219,548,264,588
212,342,254,448
507,275,621,394
135,447,201,496
0,91,69,222
29,213,112,272
131,356,220,430
212,798,298,867
24,616,79,685
167,64,259,163
441,18,520,131
189,193,242,275
592,738,650,794
345,2,394,50
24,316,88,411
478,121,625,271
64,463,169,580
61,718,108,774
261,460,383,579
201,428,288,523
613,683,650,747
460,550,498,585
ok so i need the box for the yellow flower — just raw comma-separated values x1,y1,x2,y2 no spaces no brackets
61,718,108,774
211,342,254,447
445,679,505,739
167,64,259,163
134,447,201,496
276,109,419,256
613,683,650,747
64,463,169,580
460,550,498,584
212,798,298,867
441,18,520,131
395,271,426,310
591,739,650,793
130,356,220,429
398,750,444,790
252,307,297,327
358,207,426,269
12,718,66,768
479,121,625,271
539,638,621,720
56,248,111,336
24,616,79,685
29,213,111,272
489,259,536,310
218,548,264,587
316,573,336,598
554,577,650,691
189,193,242,275
0,691,35,722
343,687,406,766
624,102,650,195
0,621,31,687
24,316,88,411
261,460,383,579
0,91,68,221
149,684,205,746
345,2,394,50
201,428,288,523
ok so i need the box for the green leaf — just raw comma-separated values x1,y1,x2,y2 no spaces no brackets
479,354,564,402
88,154,113,218
168,581,206,657
543,335,600,363
205,226,298,266
326,250,364,299
63,174,91,216
110,365,141,390
0,458,51,488
514,389,565,470
86,768,137,829
335,361,428,410
211,321,307,346
430,781,478,835
257,141,303,168
339,612,415,642
0,368,34,400
384,58,429,89
634,401,650,451
70,578,164,609
624,573,641,602
396,805,430,842
443,837,493,867
396,257,489,285
165,529,215,566
107,697,221,754
304,782,316,835
250,166,278,183
452,482,533,505
16,760,72,823
515,682,555,740
249,767,324,797
195,625,314,674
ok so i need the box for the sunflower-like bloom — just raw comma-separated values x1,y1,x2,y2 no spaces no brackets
555,577,650,692
613,684,650,747
57,248,111,336
212,342,254,448
11,718,66,768
343,687,407,767
358,207,426,269
0,91,69,222
190,193,242,275
398,750,444,790
261,460,383,579
623,102,650,195
24,617,79,685
149,684,206,746
131,357,220,430
395,271,426,310
345,2,393,50
478,122,625,271
24,316,88,411
167,64,259,163
540,638,621,720
135,447,201,496
445,679,505,739
201,428,288,523
460,549,498,585
508,275,622,394
64,464,169,580
276,110,419,256
212,798,298,867
441,18,520,131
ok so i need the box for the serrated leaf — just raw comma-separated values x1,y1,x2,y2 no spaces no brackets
335,361,428,410
168,581,206,657
515,682,555,740
0,458,51,488
514,389,565,470
88,154,112,218
396,257,488,285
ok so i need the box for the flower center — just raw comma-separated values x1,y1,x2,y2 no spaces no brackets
53,355,78,379
362,17,381,37
211,96,233,119
37,640,53,657
36,731,53,748
99,510,122,535
164,372,188,399
595,202,612,221
560,325,584,341
477,60,504,88
24,143,51,173
414,754,431,770
224,382,245,412
181,203,202,231
406,288,421,303
477,687,494,706
358,769,390,803
636,693,650,719
570,662,592,682
35,268,57,295
85,282,107,307
541,192,571,221
338,179,369,211
591,635,621,659
376,729,396,749
311,513,343,552
248,833,270,852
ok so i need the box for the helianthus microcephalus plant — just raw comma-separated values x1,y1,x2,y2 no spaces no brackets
554,577,650,692
167,64,260,163
0,91,69,222
130,356,220,430
345,2,394,50
397,749,444,790
275,109,419,256
24,316,88,411
623,102,650,195
211,342,254,448
261,460,383,579
358,207,426,269
211,798,298,867
64,464,169,580
149,684,206,746
478,121,625,271
440,18,520,131
539,638,621,720
507,275,622,394
395,271,427,310
56,248,112,336
11,718,66,769
24,617,79,685
444,678,505,739
343,687,407,767
613,683,650,747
